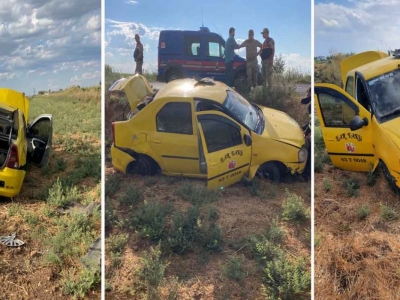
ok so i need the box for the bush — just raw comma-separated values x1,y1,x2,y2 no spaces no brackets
344,177,360,197
323,178,332,192
380,204,399,221
265,219,285,243
47,178,80,208
118,185,144,207
281,189,309,221
132,200,172,240
137,243,168,300
358,205,370,220
222,257,245,282
167,206,200,254
262,255,310,300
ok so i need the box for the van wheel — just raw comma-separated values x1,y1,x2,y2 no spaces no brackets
261,162,281,182
128,156,157,176
234,73,249,93
166,70,181,82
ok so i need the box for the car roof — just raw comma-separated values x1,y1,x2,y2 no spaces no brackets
351,56,400,80
153,78,229,103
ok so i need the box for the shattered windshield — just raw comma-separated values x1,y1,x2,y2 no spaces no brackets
367,68,400,120
223,90,258,130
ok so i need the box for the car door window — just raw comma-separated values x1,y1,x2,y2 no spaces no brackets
156,102,193,134
184,35,200,56
317,93,357,127
356,77,371,112
199,115,242,153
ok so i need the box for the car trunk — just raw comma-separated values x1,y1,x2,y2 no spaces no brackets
0,108,17,169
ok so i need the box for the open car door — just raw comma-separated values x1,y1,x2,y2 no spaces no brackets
27,114,53,168
315,83,375,172
196,111,252,190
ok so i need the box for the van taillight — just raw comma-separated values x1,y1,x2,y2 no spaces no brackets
7,144,19,169
112,122,116,146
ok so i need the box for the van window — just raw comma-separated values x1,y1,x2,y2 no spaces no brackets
318,93,356,127
199,116,242,153
156,102,193,134
206,37,223,57
184,35,201,56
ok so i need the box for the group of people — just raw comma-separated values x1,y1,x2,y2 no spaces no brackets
225,27,275,89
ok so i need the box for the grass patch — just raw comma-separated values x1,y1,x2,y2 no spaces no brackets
380,204,399,221
323,178,332,192
344,177,360,197
357,205,370,220
281,189,309,222
175,182,219,205
222,257,245,282
118,185,144,207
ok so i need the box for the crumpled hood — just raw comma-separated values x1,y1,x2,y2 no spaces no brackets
381,117,400,150
259,105,304,148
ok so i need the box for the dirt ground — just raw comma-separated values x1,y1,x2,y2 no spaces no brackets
0,145,101,300
314,163,400,300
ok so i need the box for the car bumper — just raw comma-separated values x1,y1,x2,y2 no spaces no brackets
111,144,135,174
0,168,26,197
286,161,307,174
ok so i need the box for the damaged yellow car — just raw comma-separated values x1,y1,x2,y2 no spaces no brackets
110,75,308,190
0,88,53,197
315,50,400,190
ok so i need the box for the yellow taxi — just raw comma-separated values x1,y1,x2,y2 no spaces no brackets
315,50,400,190
0,88,53,197
109,75,308,190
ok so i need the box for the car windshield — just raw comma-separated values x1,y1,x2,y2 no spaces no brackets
367,68,400,120
223,90,258,130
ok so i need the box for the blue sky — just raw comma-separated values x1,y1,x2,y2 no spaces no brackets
0,0,101,96
315,0,400,56
105,0,311,75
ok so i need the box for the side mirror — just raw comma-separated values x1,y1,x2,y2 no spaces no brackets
349,115,368,131
244,133,252,146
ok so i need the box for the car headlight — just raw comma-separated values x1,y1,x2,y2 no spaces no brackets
298,145,308,163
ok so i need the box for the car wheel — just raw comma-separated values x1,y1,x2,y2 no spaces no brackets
262,162,281,182
136,155,157,176
166,70,181,83
380,160,399,193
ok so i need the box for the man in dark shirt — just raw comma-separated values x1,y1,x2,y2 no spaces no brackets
258,28,275,88
134,34,144,75
224,27,240,87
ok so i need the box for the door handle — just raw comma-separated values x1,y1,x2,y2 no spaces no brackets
152,140,161,144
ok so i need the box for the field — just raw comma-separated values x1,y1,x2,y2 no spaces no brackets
104,67,311,299
0,86,101,300
314,55,400,299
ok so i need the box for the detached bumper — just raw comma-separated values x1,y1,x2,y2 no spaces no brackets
0,168,26,198
111,144,135,174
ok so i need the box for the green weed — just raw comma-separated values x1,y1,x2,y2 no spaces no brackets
281,189,309,222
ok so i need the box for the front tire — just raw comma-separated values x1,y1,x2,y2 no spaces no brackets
261,162,281,182
166,70,181,83
380,160,399,194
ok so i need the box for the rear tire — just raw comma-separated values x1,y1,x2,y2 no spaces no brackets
128,155,158,176
261,162,281,182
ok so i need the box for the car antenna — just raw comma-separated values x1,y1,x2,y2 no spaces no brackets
212,21,224,40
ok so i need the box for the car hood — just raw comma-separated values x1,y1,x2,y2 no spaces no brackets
258,105,304,148
108,74,153,111
0,88,30,121
381,117,400,150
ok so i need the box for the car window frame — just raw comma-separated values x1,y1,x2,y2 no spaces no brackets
197,114,243,153
156,101,194,135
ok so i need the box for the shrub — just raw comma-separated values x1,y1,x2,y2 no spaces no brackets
358,205,370,220
281,189,309,221
175,182,219,205
380,204,399,221
222,257,245,282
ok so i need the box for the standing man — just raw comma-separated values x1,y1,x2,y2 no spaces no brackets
224,27,240,87
240,29,262,89
134,34,144,75
258,28,275,88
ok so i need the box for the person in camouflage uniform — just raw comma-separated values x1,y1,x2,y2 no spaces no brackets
240,29,262,88
258,28,275,88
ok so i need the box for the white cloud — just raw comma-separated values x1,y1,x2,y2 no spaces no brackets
315,0,400,54
0,0,100,94
126,0,138,4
